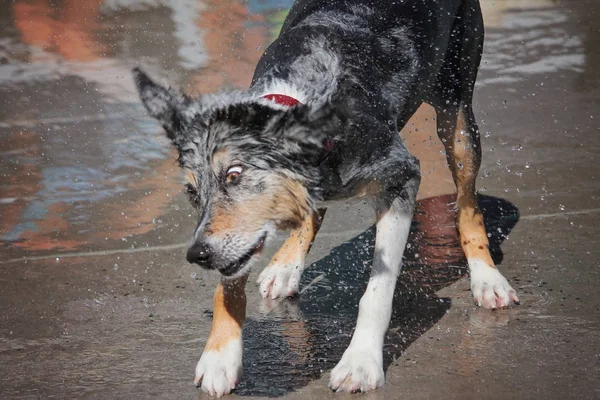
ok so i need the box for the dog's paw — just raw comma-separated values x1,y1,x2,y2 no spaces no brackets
256,261,303,299
469,258,519,309
194,339,242,397
328,349,385,393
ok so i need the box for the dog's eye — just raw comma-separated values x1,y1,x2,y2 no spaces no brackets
226,166,243,184
185,183,200,207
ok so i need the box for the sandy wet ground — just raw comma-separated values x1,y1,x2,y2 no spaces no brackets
0,0,599,399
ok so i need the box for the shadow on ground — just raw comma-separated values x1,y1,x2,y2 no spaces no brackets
224,194,520,396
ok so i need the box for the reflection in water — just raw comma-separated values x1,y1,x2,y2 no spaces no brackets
187,0,294,94
478,2,586,87
0,131,42,241
0,0,293,256
14,0,106,62
235,194,519,396
0,0,587,258
0,120,176,253
188,0,268,94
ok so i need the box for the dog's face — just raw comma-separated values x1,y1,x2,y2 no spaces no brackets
133,69,344,277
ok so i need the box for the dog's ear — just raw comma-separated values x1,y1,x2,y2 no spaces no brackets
283,101,348,151
132,68,190,139
301,101,348,136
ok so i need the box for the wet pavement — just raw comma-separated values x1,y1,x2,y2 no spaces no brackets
0,0,599,399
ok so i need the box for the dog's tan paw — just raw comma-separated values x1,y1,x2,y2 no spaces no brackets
194,339,242,397
469,258,519,309
328,350,385,393
256,262,303,299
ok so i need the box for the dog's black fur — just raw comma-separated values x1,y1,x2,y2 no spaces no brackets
250,0,484,200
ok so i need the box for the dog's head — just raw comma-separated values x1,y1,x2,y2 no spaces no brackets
133,68,345,277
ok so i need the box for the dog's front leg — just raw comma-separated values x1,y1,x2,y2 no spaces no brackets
329,177,418,393
256,209,326,299
195,274,247,397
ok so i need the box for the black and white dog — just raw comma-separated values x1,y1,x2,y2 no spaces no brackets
134,0,519,396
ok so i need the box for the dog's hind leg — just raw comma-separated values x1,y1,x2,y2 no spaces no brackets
436,105,519,309
194,275,248,396
256,208,326,299
329,172,419,392
431,0,519,310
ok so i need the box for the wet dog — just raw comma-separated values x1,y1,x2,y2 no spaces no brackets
133,0,519,396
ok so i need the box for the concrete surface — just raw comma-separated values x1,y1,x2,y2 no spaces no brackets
1,0,599,399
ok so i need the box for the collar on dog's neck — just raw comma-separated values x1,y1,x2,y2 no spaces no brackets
262,93,301,107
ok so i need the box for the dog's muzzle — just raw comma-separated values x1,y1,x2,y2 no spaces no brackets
186,234,267,276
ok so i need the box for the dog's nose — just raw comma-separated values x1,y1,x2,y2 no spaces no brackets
186,242,213,268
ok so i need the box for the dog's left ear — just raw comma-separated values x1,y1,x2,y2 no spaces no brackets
132,67,190,139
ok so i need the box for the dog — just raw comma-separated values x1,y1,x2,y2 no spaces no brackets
133,0,519,396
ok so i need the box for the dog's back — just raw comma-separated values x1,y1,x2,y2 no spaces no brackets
253,0,481,111
251,0,484,200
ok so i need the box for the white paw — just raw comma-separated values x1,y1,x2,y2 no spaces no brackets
256,261,303,299
469,258,520,309
194,339,242,397
328,348,385,393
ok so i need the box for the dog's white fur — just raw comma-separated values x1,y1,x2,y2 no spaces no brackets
329,196,414,391
195,338,243,398
469,258,518,309
257,255,305,299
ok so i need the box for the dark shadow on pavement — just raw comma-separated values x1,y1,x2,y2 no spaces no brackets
234,194,519,397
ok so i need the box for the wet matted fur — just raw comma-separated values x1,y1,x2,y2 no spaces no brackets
133,0,519,396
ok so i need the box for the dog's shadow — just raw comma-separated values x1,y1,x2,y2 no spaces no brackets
236,194,519,397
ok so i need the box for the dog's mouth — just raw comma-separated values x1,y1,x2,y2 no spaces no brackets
220,233,267,277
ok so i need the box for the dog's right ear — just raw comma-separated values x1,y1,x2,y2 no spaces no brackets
132,67,190,139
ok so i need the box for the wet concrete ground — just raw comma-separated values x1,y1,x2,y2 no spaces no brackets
0,0,599,399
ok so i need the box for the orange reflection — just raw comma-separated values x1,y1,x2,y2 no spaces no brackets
94,154,182,240
13,0,105,62
13,202,82,251
190,0,268,94
0,130,181,251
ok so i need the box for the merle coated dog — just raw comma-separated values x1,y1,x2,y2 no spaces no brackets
133,0,519,396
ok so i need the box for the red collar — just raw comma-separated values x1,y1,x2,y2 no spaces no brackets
262,93,301,107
